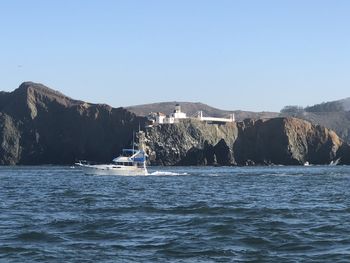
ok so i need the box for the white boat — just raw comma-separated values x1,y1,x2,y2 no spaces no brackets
76,148,148,176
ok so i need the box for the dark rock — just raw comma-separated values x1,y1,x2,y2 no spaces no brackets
181,146,206,165
144,119,238,166
145,117,348,166
234,118,298,165
214,139,234,165
0,113,21,165
204,140,216,165
233,117,343,165
336,143,350,165
0,82,146,165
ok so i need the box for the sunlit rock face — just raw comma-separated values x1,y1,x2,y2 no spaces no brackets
144,117,348,166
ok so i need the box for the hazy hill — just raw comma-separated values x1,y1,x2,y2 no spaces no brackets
339,97,350,111
126,101,279,121
281,98,350,143
302,98,350,112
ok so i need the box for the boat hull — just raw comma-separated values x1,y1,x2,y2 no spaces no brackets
76,163,148,176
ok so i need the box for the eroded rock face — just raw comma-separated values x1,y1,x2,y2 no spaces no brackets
285,118,342,164
0,113,21,165
233,118,343,165
145,117,349,166
144,119,238,166
0,82,146,164
214,139,235,165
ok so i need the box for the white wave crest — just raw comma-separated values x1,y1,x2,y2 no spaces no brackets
147,171,189,176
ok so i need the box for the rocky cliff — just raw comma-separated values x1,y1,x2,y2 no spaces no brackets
144,119,238,165
282,111,350,145
234,118,344,165
128,100,350,144
0,82,146,165
144,118,350,166
1,82,349,166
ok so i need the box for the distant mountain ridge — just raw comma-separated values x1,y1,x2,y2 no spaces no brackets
339,97,350,111
302,97,350,112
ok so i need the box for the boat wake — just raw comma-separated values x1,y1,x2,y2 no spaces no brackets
147,171,189,176
330,158,341,166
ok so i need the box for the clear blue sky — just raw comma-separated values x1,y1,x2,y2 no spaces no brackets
0,0,349,112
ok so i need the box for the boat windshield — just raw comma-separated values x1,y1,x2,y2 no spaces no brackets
116,162,134,166
121,149,137,157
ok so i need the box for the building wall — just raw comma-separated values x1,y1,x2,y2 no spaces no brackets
172,112,187,119
156,115,166,124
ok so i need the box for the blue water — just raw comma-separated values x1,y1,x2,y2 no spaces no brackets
1,166,350,262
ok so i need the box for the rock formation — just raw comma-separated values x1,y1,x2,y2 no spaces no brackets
144,117,349,166
0,82,146,165
233,118,343,165
144,119,237,166
0,82,349,166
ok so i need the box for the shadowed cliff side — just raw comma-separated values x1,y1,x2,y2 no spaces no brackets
0,82,146,165
145,117,348,166
234,118,343,165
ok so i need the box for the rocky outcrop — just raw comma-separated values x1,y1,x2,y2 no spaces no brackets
282,110,350,145
0,113,21,164
234,118,343,165
0,82,146,165
144,117,349,166
336,143,350,165
144,119,238,166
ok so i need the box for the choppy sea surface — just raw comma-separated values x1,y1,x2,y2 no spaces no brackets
1,166,350,262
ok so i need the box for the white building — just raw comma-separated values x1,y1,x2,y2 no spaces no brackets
150,104,187,124
171,104,187,119
155,112,166,124
150,104,234,125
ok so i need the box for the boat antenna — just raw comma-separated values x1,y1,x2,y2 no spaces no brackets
132,130,135,153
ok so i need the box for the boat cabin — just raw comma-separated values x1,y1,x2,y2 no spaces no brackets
112,149,147,168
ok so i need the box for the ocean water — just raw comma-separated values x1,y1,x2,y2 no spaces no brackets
1,166,350,262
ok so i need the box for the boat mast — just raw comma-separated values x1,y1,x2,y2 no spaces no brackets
132,130,135,160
